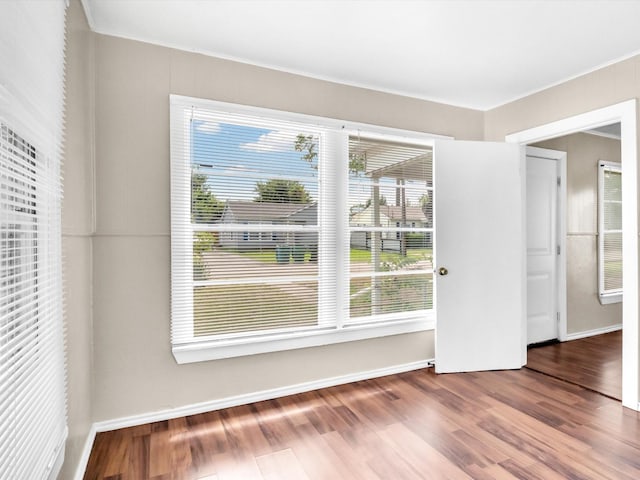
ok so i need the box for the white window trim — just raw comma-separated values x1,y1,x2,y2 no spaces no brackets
173,315,435,363
598,160,622,305
170,95,448,364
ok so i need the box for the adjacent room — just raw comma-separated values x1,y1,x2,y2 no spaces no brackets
3,1,640,479
526,126,623,400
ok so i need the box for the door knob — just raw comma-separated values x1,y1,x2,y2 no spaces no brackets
438,267,448,276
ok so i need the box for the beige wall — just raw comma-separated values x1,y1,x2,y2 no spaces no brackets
484,55,639,142
533,133,622,335
63,10,640,475
60,0,95,478
90,34,482,422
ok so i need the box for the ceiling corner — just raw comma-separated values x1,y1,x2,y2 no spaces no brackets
78,0,96,31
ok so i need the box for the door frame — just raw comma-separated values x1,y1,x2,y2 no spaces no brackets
506,99,638,411
526,146,568,343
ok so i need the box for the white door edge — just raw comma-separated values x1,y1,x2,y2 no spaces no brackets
506,99,638,411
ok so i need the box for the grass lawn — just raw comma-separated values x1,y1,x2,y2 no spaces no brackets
349,248,432,264
604,260,623,289
224,248,274,263
237,248,312,263
231,246,432,264
194,283,317,336
196,248,433,336
604,260,622,275
349,274,433,318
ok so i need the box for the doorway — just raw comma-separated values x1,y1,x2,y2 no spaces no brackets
525,146,566,345
526,131,622,400
506,100,638,410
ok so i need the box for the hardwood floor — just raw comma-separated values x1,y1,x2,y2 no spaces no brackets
526,330,622,400
84,366,640,480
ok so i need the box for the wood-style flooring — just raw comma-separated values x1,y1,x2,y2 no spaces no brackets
526,330,622,400
84,366,640,480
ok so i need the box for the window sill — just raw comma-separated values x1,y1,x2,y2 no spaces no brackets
599,292,622,305
172,314,435,364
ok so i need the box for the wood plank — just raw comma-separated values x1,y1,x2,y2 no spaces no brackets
208,451,263,480
83,367,640,480
255,449,310,480
378,422,473,480
527,330,622,399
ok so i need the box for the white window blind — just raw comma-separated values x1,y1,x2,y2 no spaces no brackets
172,106,326,342
171,96,435,363
0,2,68,479
598,161,622,304
347,137,433,324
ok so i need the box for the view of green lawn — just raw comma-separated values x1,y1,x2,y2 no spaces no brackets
604,260,623,289
350,274,433,318
237,248,313,263
194,246,433,336
194,283,317,336
231,246,432,265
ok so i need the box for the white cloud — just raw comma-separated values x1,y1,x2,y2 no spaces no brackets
240,130,298,153
195,121,221,134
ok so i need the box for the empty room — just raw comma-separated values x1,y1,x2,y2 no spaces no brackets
3,1,640,479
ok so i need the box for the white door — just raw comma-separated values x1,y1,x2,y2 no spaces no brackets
526,147,561,344
435,140,526,373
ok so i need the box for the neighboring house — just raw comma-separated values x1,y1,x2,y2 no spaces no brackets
350,204,429,251
219,201,318,250
351,204,428,230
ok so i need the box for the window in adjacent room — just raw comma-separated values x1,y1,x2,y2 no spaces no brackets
598,160,622,304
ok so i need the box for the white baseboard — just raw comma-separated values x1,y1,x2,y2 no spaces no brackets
93,359,432,433
565,324,622,341
73,359,433,478
73,424,97,480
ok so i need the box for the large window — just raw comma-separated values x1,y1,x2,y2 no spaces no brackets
171,97,435,362
598,161,622,304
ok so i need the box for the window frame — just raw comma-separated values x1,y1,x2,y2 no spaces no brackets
170,95,448,364
598,160,623,305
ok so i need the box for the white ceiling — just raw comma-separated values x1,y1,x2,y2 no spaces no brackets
81,0,640,110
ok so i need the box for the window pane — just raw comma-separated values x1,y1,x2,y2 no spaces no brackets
604,201,622,230
348,137,432,183
350,182,432,228
603,232,622,291
194,281,318,337
350,273,433,319
600,166,622,297
347,136,433,323
604,169,621,201
194,232,318,282
348,137,432,230
350,230,433,274
191,117,318,225
188,111,320,336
